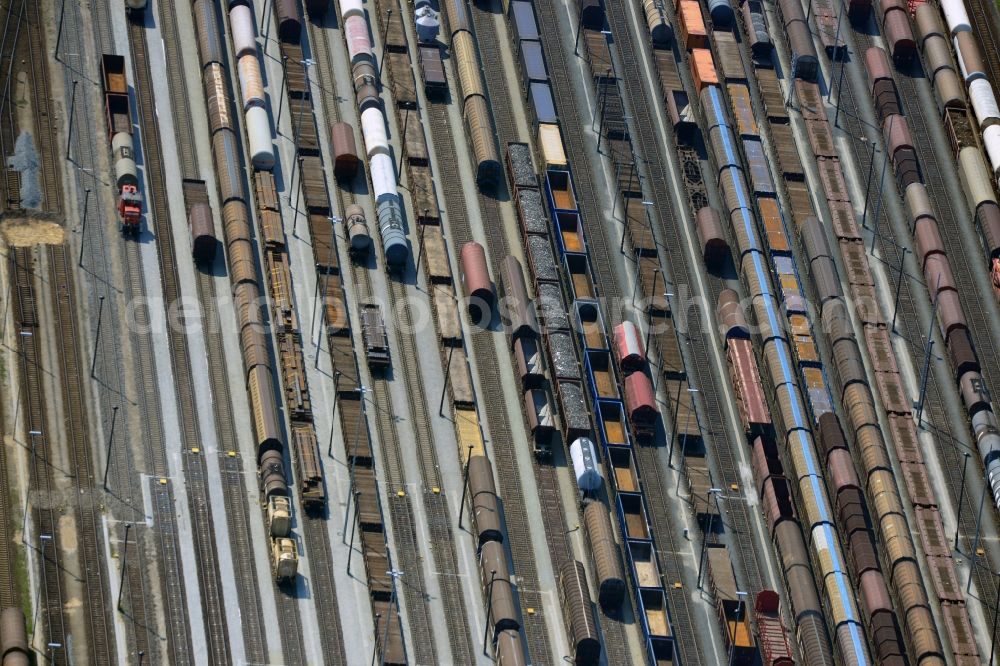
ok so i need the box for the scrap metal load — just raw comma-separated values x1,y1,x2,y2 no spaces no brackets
100,54,142,232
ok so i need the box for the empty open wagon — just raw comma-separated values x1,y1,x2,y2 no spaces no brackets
608,446,639,493
598,401,629,446
575,301,608,350
586,350,620,401
546,169,578,212
565,253,596,300
618,492,652,541
556,210,586,254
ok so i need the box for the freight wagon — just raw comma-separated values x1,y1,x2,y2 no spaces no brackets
708,545,755,664
559,559,601,666
418,45,447,96
754,591,793,665
361,303,390,368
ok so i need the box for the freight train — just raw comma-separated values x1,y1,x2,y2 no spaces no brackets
678,0,950,660
339,0,408,265
697,72,872,666
916,7,1000,307
504,3,681,656
860,18,1000,634
867,4,1000,531
507,136,637,663
771,2,979,660
933,0,1000,185
188,0,299,582
99,55,142,232
441,0,502,188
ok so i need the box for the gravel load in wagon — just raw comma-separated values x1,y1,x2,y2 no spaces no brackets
528,234,559,282
517,189,548,235
537,282,570,331
507,142,537,190
548,330,580,380
559,381,591,434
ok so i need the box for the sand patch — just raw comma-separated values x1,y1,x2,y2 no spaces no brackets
57,514,78,553
1,214,65,246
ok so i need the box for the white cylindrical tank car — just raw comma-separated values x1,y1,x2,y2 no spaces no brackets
570,437,603,492
346,203,371,252
245,106,275,170
238,54,265,111
230,4,257,58
112,132,138,188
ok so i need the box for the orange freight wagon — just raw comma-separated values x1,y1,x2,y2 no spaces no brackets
691,49,718,92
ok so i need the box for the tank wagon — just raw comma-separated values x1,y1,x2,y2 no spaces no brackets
100,54,142,232
229,6,274,170
340,0,408,265
465,456,526,653
0,608,28,666
642,0,673,47
461,241,495,325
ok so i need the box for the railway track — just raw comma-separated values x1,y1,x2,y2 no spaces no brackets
61,1,201,663
346,211,458,666
145,0,275,657
0,0,61,615
0,0,60,212
126,15,234,664
424,94,556,664
834,24,1000,646
9,248,67,659
3,0,121,660
970,0,1000,95
48,244,116,665
308,11,477,663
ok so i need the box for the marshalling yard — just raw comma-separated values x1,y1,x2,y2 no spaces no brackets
3,0,1000,663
